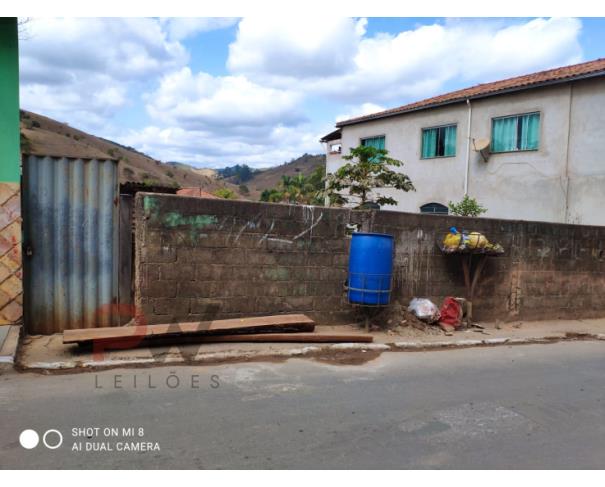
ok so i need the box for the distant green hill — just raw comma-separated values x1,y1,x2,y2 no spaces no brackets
233,154,326,200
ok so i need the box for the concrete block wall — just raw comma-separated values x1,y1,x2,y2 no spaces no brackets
135,193,605,325
369,211,605,322
135,194,357,325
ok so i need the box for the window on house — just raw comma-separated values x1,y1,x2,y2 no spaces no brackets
329,143,342,154
421,124,457,158
361,135,385,163
361,136,385,150
420,202,449,215
491,112,540,153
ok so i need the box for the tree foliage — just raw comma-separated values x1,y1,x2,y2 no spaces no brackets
260,167,325,205
260,188,284,203
217,164,258,183
324,145,414,207
213,188,237,200
448,195,487,217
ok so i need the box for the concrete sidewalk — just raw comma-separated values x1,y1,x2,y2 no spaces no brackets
0,324,20,370
12,317,605,373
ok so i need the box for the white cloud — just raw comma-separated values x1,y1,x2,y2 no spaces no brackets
18,16,321,165
228,17,367,79
336,103,385,122
118,124,325,168
19,18,188,129
129,66,322,166
162,18,239,41
21,77,127,129
341,17,583,101
227,17,583,105
146,67,306,133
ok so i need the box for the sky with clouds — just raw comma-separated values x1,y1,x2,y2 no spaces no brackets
17,17,605,168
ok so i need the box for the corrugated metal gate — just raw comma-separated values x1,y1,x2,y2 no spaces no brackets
22,156,120,334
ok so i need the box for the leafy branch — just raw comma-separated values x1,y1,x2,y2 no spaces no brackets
324,145,414,207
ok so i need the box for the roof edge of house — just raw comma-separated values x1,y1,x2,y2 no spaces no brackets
319,128,342,143
336,68,605,128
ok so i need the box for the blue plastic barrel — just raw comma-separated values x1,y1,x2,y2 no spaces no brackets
347,232,394,306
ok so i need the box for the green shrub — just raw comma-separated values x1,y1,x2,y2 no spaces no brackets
448,195,487,217
213,188,237,199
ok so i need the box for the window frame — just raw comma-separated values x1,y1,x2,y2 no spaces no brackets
360,135,386,149
490,111,541,154
329,143,342,154
420,123,458,160
420,202,449,215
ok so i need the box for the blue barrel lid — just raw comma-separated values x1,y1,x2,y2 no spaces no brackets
352,232,394,239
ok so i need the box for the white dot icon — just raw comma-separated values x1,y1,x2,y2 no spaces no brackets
19,429,39,449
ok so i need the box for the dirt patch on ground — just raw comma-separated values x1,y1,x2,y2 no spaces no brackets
311,349,384,365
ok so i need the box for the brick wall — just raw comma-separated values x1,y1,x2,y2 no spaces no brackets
135,193,605,325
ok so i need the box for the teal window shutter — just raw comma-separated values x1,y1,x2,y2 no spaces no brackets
361,136,385,149
491,116,517,152
443,125,457,157
491,112,540,152
361,136,385,162
422,128,437,158
422,124,456,158
519,113,540,150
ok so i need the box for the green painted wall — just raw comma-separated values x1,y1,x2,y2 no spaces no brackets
0,18,20,183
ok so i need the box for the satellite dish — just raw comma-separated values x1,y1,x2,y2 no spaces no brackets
472,138,490,162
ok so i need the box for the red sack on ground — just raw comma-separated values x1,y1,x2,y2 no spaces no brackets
439,297,463,328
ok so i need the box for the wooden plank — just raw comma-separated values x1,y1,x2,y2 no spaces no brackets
76,332,373,351
63,314,315,345
194,333,374,344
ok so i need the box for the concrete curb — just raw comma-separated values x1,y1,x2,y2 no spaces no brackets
16,331,605,373
390,336,561,351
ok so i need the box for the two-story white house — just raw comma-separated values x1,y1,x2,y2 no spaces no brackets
321,58,605,225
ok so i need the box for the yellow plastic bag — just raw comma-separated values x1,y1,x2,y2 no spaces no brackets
443,232,462,249
466,232,488,249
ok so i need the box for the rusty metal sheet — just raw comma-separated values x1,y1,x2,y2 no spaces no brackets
22,156,119,334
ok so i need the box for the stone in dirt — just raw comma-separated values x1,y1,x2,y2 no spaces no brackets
440,323,456,336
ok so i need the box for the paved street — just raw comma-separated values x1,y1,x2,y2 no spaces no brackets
1,341,604,469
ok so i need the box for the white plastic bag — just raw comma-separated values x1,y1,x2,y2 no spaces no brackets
408,298,441,323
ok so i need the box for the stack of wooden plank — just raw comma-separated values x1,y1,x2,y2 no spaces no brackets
63,314,373,350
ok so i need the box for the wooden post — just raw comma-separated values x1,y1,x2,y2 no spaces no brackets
460,254,489,325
